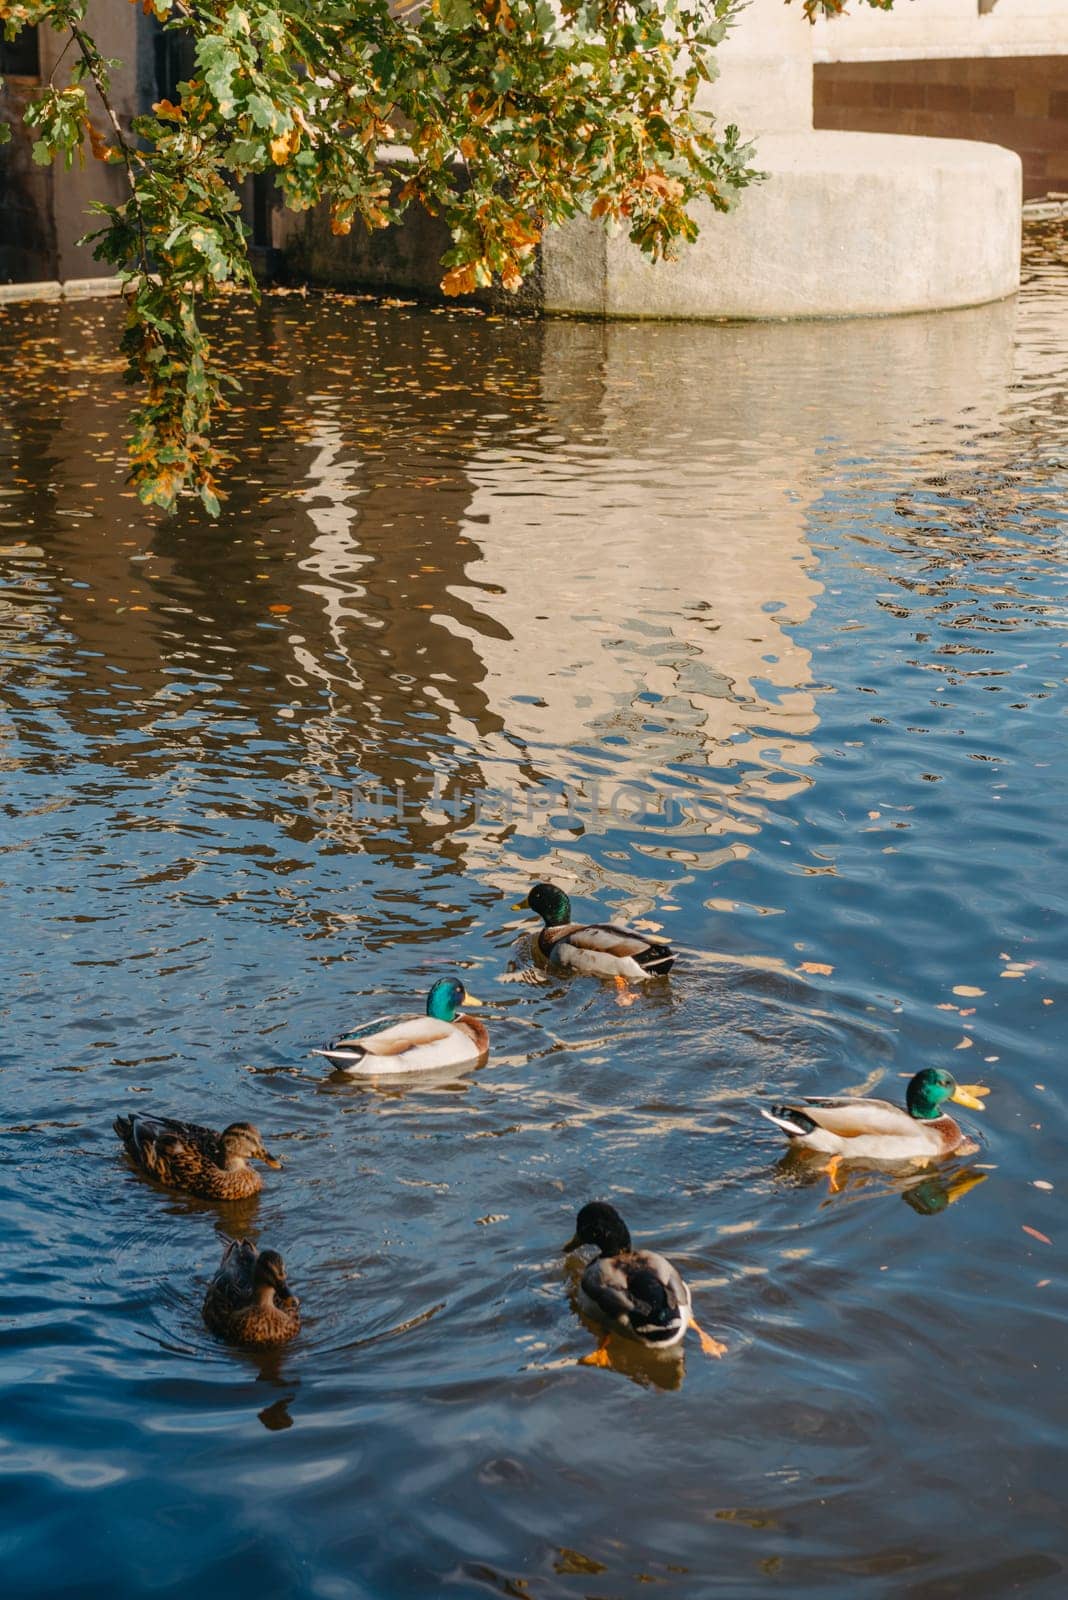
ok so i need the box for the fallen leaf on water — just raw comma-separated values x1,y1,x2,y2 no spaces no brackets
953,986,985,997
1037,1279,1051,1288
1022,1226,1052,1246
936,1003,959,1012
1033,1180,1053,1191
954,1036,974,1050
268,603,291,614
1043,998,1053,1006
798,962,834,976
868,810,881,819
960,1007,976,1017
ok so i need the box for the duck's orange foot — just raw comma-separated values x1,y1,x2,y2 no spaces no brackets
579,1345,613,1369
692,1319,727,1359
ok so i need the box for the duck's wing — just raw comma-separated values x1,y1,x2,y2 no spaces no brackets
545,922,675,976
116,1113,221,1164
799,1096,917,1140
582,1250,682,1333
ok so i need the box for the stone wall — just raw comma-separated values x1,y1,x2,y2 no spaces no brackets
0,72,56,282
0,6,155,283
814,57,1068,200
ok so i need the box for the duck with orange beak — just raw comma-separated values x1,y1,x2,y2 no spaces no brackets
760,1067,990,1180
314,976,487,1076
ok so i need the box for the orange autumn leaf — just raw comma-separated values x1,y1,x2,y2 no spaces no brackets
84,119,111,161
640,170,685,201
268,603,291,613
798,962,834,976
270,127,301,166
1022,1226,1052,1246
441,263,478,297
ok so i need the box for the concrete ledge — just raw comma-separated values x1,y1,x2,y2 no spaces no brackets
62,276,125,300
543,131,1022,319
0,280,63,303
0,276,123,304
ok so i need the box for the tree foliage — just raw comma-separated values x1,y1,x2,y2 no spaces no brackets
1,0,891,514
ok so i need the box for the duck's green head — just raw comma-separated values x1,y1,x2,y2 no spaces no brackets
563,1200,632,1257
906,1068,989,1121
514,882,572,927
426,976,482,1022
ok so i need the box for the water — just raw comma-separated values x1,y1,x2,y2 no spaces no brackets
1,228,1066,1599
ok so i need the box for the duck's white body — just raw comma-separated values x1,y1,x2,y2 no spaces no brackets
314,1012,488,1077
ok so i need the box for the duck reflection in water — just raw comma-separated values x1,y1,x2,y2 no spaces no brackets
776,1147,989,1213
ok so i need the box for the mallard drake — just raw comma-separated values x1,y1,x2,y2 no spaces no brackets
114,1114,281,1201
203,1238,301,1346
563,1201,725,1364
514,883,675,980
760,1068,989,1185
314,976,487,1076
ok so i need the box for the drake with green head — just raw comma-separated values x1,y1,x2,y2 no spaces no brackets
314,976,488,1077
761,1067,990,1182
514,882,675,980
563,1201,725,1367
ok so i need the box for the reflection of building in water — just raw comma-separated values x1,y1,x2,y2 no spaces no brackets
0,287,1020,893
452,299,1019,889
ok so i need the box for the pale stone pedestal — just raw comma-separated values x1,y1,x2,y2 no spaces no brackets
542,0,1022,319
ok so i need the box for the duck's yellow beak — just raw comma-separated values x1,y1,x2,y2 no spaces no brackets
262,1152,283,1169
462,991,483,1008
511,900,527,912
951,1084,989,1111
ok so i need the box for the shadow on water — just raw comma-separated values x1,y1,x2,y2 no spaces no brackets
0,228,1066,1596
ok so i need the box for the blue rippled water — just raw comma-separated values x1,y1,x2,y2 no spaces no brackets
0,228,1065,1598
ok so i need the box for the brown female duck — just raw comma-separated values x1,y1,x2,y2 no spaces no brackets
113,1113,281,1200
203,1238,301,1346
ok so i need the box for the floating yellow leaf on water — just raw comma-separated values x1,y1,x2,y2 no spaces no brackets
1023,1225,1052,1246
952,986,985,997
936,1003,958,1012
1001,970,1025,979
798,962,833,976
1037,1279,1051,1288
1033,1180,1054,1192
868,810,881,819
268,603,291,613
954,1036,974,1050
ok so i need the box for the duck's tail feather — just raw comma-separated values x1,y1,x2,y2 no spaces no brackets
635,942,675,975
311,1043,368,1070
760,1104,818,1138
